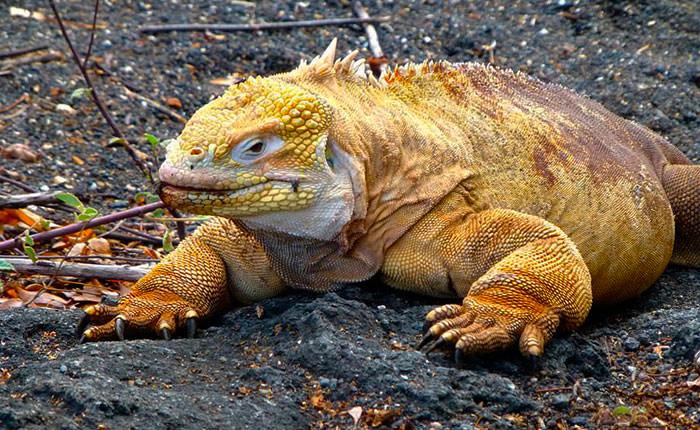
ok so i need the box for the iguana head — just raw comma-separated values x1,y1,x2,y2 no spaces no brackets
159,39,364,240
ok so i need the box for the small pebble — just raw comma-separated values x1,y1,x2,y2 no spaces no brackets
623,337,640,351
551,394,570,410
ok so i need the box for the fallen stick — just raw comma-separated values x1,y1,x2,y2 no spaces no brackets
124,87,187,124
0,45,49,60
0,201,165,252
1,257,148,281
352,1,388,76
0,191,64,209
139,16,390,34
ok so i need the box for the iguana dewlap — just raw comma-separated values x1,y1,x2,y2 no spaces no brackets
80,40,700,362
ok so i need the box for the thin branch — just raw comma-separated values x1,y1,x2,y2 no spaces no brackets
139,16,390,34
2,258,149,281
47,0,154,184
117,225,178,246
2,254,159,264
0,45,49,60
102,231,162,246
0,201,165,251
82,0,99,69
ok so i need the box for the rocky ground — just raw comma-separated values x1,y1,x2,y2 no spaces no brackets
1,0,699,429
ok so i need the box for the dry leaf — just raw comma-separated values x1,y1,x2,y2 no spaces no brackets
0,298,24,310
164,97,182,109
87,237,112,255
1,143,40,162
0,368,11,384
255,305,265,319
347,406,363,425
366,408,401,428
13,285,70,309
67,242,87,257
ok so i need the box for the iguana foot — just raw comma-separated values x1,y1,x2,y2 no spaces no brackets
78,291,201,342
418,296,560,363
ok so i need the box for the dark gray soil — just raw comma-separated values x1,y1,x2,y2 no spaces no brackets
1,0,699,429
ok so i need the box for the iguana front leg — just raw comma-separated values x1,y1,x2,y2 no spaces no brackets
383,204,592,361
80,218,285,341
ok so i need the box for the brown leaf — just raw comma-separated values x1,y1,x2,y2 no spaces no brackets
0,298,24,310
255,305,265,319
0,368,11,384
87,237,112,255
67,242,87,257
13,285,70,309
164,97,182,109
1,144,40,162
366,408,401,428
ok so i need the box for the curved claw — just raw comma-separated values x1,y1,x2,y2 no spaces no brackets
115,317,126,341
75,312,90,337
455,348,465,366
527,354,540,371
417,330,437,350
185,318,197,338
423,337,447,355
79,334,87,344
161,327,172,341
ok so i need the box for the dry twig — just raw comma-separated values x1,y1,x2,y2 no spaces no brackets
139,16,390,34
1,257,149,281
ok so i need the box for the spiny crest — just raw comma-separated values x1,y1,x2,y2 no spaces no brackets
294,38,466,88
295,38,373,84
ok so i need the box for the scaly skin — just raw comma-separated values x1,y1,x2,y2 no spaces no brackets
80,40,700,363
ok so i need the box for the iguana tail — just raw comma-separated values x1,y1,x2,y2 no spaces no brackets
664,164,700,268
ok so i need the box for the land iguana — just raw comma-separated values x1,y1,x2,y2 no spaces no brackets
79,40,700,363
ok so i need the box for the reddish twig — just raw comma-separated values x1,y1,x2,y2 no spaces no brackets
82,0,99,69
139,16,390,34
47,0,154,184
0,201,165,251
0,93,30,114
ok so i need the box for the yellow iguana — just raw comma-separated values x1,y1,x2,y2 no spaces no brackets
79,40,700,363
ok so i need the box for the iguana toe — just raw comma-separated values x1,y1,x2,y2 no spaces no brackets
421,299,561,361
78,294,201,342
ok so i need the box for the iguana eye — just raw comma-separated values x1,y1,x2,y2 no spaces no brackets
231,135,284,164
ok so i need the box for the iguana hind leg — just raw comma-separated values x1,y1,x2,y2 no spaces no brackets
663,164,700,268
80,219,285,341
383,203,592,361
